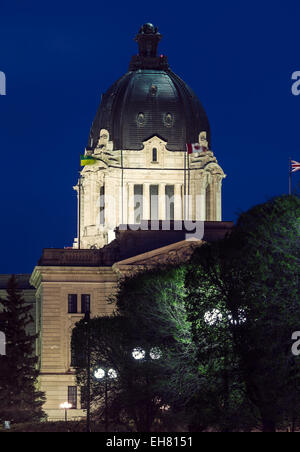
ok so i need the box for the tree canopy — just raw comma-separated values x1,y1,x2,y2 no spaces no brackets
73,195,300,432
0,275,46,423
185,195,300,431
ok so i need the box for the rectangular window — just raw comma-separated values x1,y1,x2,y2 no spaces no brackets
100,185,105,225
68,386,77,410
165,185,174,220
150,185,159,220
81,294,90,314
68,294,77,314
134,184,143,223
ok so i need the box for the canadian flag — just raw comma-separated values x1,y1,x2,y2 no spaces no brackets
291,160,300,173
186,143,207,154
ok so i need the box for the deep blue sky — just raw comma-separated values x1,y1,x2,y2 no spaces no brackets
0,0,300,274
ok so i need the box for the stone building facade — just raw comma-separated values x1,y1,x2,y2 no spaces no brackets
30,223,232,420
23,23,230,420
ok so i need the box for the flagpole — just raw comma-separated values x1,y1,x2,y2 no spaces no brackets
289,157,292,195
121,148,124,224
187,150,190,220
184,146,186,220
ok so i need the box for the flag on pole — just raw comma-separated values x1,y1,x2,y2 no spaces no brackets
80,155,96,166
186,143,207,154
291,160,300,173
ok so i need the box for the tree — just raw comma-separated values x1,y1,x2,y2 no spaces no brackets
0,275,46,423
186,195,300,432
72,314,173,432
113,266,200,430
72,266,202,432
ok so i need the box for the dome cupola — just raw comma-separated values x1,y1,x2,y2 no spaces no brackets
87,24,210,152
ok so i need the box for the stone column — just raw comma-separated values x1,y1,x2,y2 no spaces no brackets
205,173,212,221
90,176,96,226
215,175,223,221
123,182,129,226
211,175,217,221
80,179,85,238
159,183,166,220
174,184,182,220
143,183,150,220
190,182,195,221
128,183,135,224
196,176,206,221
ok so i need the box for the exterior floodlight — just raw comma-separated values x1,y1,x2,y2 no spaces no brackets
93,366,117,433
107,368,117,379
228,310,246,325
204,309,223,325
60,401,72,422
149,347,162,360
132,347,146,360
60,402,72,409
94,368,105,379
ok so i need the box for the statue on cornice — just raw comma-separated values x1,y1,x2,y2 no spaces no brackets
199,131,208,152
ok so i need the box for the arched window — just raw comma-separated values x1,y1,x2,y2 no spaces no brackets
152,148,157,162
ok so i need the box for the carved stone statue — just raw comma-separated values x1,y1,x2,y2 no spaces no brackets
95,129,109,155
199,131,208,151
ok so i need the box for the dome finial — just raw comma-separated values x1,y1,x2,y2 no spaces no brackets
129,24,168,70
135,23,162,57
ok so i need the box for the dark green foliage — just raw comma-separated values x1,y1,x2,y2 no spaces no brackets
72,314,171,432
72,266,199,432
73,195,300,432
0,275,46,423
186,195,300,432
0,420,124,432
114,267,200,428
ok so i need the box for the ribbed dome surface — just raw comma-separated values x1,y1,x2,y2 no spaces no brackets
87,25,210,152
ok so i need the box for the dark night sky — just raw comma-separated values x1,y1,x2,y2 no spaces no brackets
0,0,300,274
